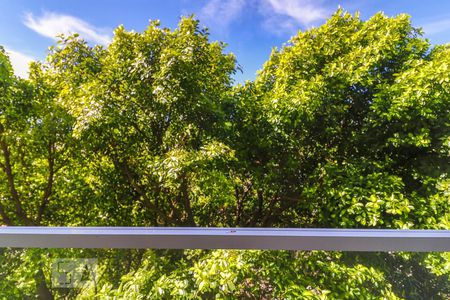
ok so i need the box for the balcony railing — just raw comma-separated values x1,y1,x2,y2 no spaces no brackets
1,227,449,251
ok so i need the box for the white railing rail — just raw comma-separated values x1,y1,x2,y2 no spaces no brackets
0,227,449,251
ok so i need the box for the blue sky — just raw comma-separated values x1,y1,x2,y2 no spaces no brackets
1,0,450,82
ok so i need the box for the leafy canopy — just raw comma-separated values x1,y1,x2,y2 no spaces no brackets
0,10,448,300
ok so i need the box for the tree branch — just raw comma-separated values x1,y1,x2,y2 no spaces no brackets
180,173,195,226
0,202,12,225
36,141,55,224
116,156,171,225
0,123,33,225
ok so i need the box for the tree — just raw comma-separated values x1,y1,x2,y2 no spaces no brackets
40,18,238,228
226,10,450,298
0,9,448,299
229,10,449,231
78,11,449,299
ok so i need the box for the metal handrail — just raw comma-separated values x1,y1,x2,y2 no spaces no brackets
1,227,449,251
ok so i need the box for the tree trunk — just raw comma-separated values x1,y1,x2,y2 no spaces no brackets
35,268,54,300
181,176,195,226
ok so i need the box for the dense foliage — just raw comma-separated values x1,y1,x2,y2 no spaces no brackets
0,10,448,299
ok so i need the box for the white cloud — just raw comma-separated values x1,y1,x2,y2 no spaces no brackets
267,0,328,25
200,0,246,31
197,0,329,35
260,0,329,35
23,11,111,45
420,17,450,36
4,48,35,78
